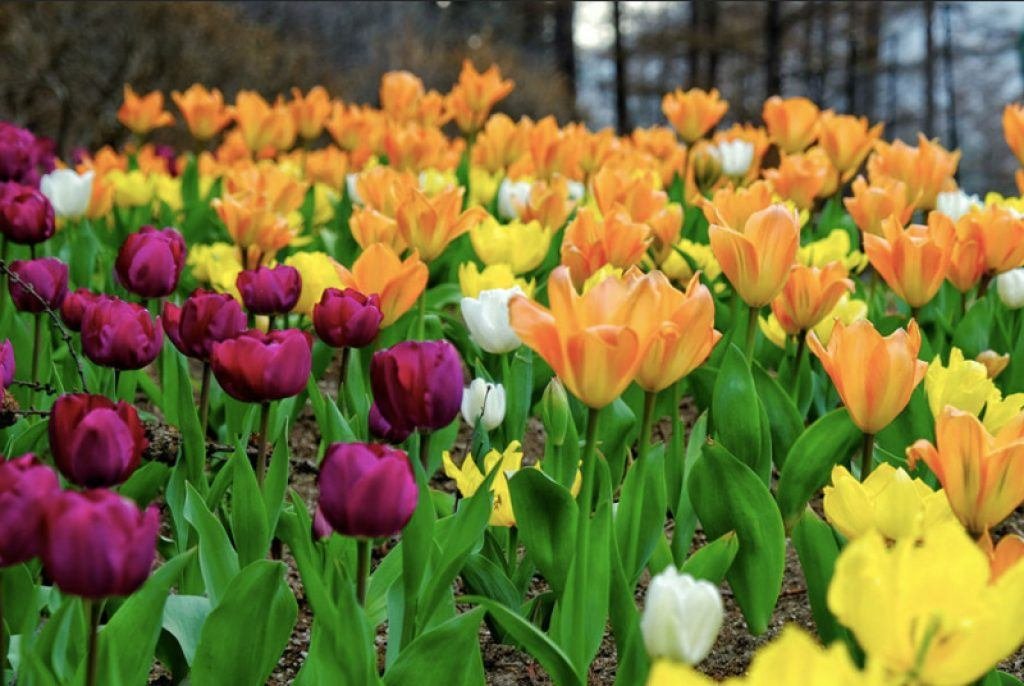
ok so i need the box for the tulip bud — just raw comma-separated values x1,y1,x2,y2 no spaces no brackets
8,257,67,312
211,328,312,402
163,290,247,361
461,378,506,431
539,378,570,446
312,288,383,349
43,489,160,599
997,268,1024,309
935,189,981,222
496,178,531,221
0,340,13,400
49,393,147,488
689,141,723,192
0,183,55,245
60,288,101,332
318,442,418,538
461,287,522,354
80,296,163,370
371,340,464,433
236,265,302,316
976,350,1010,380
368,402,413,444
0,122,54,186
115,226,187,298
345,173,363,205
40,169,94,218
716,139,754,178
0,454,60,566
640,567,723,666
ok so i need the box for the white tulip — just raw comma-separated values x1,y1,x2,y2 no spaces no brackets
40,169,93,218
998,268,1024,309
640,567,723,666
935,190,981,221
716,139,754,178
461,287,523,354
565,179,586,203
461,378,506,431
497,178,532,221
345,173,363,205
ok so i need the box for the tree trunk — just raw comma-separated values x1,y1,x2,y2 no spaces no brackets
613,0,630,133
942,2,959,158
862,1,882,119
706,0,719,89
553,0,577,110
765,0,782,98
845,4,858,113
924,0,936,136
688,0,702,88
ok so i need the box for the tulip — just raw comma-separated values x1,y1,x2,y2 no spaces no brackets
81,296,163,371
496,178,532,221
469,217,552,275
560,207,651,288
288,86,332,141
0,339,13,400
369,403,414,444
977,350,1010,380
518,177,577,231
947,223,987,294
867,133,960,210
0,182,55,245
461,378,506,432
8,258,67,313
709,204,800,309
640,567,723,665
211,328,312,403
590,166,682,261
843,175,914,237
771,262,854,336
281,251,344,315
336,243,428,327
923,347,997,419
997,268,1024,308
43,489,160,599
49,393,147,488
797,229,867,273
162,290,247,362
0,454,60,566
312,288,382,349
700,180,774,230
394,184,487,262
988,534,1024,582
863,212,955,309
459,262,535,299
661,88,728,143
715,138,754,179
0,122,54,186
461,287,522,354
762,152,829,210
115,225,187,299
445,60,515,135
212,192,298,268
349,207,404,254
956,205,1024,277
236,264,302,316
117,86,174,136
936,189,982,221
318,441,417,538
40,169,94,218
817,111,883,180
762,96,819,154
1004,103,1024,167
171,84,231,141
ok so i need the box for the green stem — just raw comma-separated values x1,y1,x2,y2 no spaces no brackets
978,273,992,301
744,305,759,361
30,314,42,387
637,390,657,464
337,347,351,413
507,525,518,573
794,331,807,369
570,407,602,660
256,401,271,486
859,433,875,480
418,430,431,472
85,600,101,686
112,368,121,400
355,538,370,606
416,291,427,341
199,362,212,439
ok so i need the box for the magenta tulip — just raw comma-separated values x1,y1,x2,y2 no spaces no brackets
0,122,54,186
80,296,163,370
60,288,100,332
369,402,413,443
0,454,60,566
8,257,67,312
371,340,464,433
313,288,383,349
49,393,147,488
318,442,418,538
115,226,187,298
163,289,246,361
211,328,312,402
0,182,55,244
236,265,302,316
0,339,13,399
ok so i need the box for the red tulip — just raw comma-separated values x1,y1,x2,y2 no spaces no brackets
211,328,312,402
313,288,383,349
8,257,67,312
162,289,246,361
371,340,463,433
115,225,187,298
0,454,60,566
49,393,147,488
318,442,418,537
60,288,101,332
0,182,55,244
236,265,302,315
80,296,163,370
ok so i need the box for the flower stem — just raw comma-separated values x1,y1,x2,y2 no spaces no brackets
355,538,370,606
199,362,212,439
744,305,759,361
256,401,271,486
507,525,519,573
30,313,43,388
859,433,875,480
418,430,431,472
416,292,426,341
577,407,602,528
637,390,657,464
337,347,351,414
85,599,101,686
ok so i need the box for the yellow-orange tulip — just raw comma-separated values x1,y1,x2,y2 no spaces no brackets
325,103,386,157
394,185,487,262
223,164,308,215
302,146,349,191
380,70,425,123
519,177,577,231
867,133,960,210
446,60,514,135
956,205,1024,276
338,243,428,327
808,319,927,435
171,84,231,141
709,204,800,307
591,166,682,260
771,261,854,335
1003,103,1024,167
843,175,915,237
762,96,820,154
521,115,583,181
662,88,728,143
908,406,1024,538
560,206,651,287
289,86,332,141
383,123,464,173
631,126,688,188
633,273,722,393
117,85,175,136
472,113,533,173
701,179,775,229
686,140,724,199
212,193,298,268
863,212,955,308
977,350,1011,380
763,152,829,210
988,535,1024,581
231,91,291,154
817,111,883,181
948,223,987,293
509,266,655,408
349,206,405,254
354,166,416,217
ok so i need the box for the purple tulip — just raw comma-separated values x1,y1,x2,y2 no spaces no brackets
371,340,464,433
49,393,147,488
236,265,302,316
60,288,101,332
0,454,60,566
318,442,418,538
312,506,334,540
162,289,246,361
369,402,413,443
0,339,13,400
0,122,54,187
80,296,163,370
115,226,187,298
313,288,383,349
8,258,67,313
151,144,179,177
43,489,160,599
211,328,312,402
0,182,55,244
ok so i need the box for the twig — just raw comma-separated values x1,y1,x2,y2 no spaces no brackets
10,379,58,394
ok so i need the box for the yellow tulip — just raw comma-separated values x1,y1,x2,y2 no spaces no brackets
659,239,722,285
470,217,552,275
108,169,154,208
797,229,868,273
924,347,998,418
458,262,535,299
810,294,868,347
283,251,345,316
983,392,1024,434
468,167,502,207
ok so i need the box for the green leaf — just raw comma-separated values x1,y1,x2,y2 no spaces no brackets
752,362,804,468
791,508,846,644
504,348,533,441
190,561,298,686
614,444,667,585
263,434,290,540
230,446,270,566
117,462,170,507
680,532,739,585
775,408,862,532
712,344,769,483
382,608,485,686
161,595,211,666
184,483,239,606
508,468,578,597
598,397,638,488
174,353,206,491
689,443,785,634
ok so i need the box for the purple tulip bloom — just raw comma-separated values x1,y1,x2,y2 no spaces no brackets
0,454,60,566
162,289,246,361
80,296,163,370
236,265,302,316
318,442,418,538
115,226,187,299
8,258,67,313
371,340,464,433
60,288,101,332
0,182,55,244
211,328,312,402
313,288,383,349
49,393,147,488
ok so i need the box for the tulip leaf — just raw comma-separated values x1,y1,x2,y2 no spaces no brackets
952,296,993,357
752,362,805,468
598,397,638,488
776,408,862,532
183,483,240,607
712,344,770,484
670,410,706,566
508,468,578,597
608,522,648,686
615,443,667,585
791,508,847,644
504,347,533,443
262,434,291,540
118,462,171,508
399,441,436,649
161,595,211,666
229,446,270,567
190,560,297,686
382,607,484,686
689,442,785,634
174,354,207,491
680,531,739,585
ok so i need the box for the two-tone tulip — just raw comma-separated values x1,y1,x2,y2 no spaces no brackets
817,111,884,181
661,88,728,143
709,204,800,308
955,205,1024,277
842,175,914,237
771,262,854,336
337,244,427,327
762,96,819,153
864,212,955,309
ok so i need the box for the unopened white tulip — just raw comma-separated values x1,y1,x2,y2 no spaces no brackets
640,567,723,666
461,378,506,431
461,287,522,354
998,268,1024,309
40,169,93,218
345,173,363,205
716,139,755,178
565,179,586,204
935,189,981,221
497,178,532,221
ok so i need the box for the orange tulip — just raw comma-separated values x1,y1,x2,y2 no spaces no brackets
325,103,386,157
509,266,655,408
117,85,175,136
867,134,960,210
908,406,1024,538
701,179,774,229
223,164,308,215
1003,104,1024,167
171,84,231,141
230,91,290,154
394,185,488,262
817,111,884,181
955,205,1024,276
763,152,830,210
560,206,651,287
302,146,349,191
354,166,417,217
446,60,515,135
662,88,728,143
523,115,584,181
709,204,800,307
864,212,955,308
383,123,464,173
948,224,987,294
809,319,927,434
634,273,722,393
519,176,577,230
631,126,688,187
338,243,428,327
771,261,854,335
987,535,1024,581
472,113,533,173
591,166,682,261
977,350,1011,380
380,70,425,123
762,96,820,153
212,193,298,268
349,207,405,254
843,175,915,237
289,86,332,141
